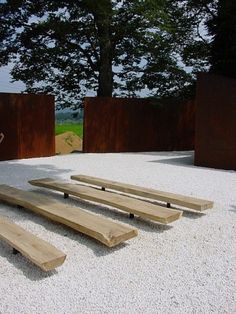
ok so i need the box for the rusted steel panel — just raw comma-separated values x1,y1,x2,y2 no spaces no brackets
83,97,195,153
18,94,55,158
195,73,236,170
0,94,19,161
0,93,55,161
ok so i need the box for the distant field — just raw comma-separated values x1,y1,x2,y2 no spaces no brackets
55,123,83,138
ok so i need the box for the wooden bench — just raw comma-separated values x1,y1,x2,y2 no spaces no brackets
71,175,214,211
0,185,137,248
29,178,182,224
0,217,66,271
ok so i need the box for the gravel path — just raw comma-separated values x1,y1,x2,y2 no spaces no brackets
0,151,236,314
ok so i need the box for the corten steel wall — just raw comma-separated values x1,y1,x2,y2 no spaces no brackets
195,73,236,170
83,97,195,153
0,93,55,161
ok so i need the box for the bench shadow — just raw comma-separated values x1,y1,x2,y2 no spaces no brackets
0,159,75,280
143,199,206,220
0,159,175,279
0,199,138,265
229,205,236,213
31,188,175,234
90,188,206,221
1,201,126,249
139,199,206,220
0,241,58,281
0,185,174,261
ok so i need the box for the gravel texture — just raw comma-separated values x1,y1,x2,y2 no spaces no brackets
0,151,236,314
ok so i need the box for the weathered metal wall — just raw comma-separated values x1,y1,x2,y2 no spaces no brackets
195,73,236,170
0,93,55,161
83,97,195,153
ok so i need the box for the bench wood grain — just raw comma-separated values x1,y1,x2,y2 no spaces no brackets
71,175,214,211
0,217,66,271
29,178,182,224
0,185,137,248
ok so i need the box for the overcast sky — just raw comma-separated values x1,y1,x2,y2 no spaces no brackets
0,64,25,93
0,63,149,98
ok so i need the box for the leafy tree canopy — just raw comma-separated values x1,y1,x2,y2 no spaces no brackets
0,0,214,109
208,0,236,78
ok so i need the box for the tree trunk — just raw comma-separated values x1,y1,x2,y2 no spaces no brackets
210,0,236,79
93,0,113,97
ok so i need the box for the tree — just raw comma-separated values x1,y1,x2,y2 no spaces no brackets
208,0,236,78
185,0,236,79
0,0,211,109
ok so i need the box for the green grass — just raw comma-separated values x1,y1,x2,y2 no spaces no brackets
55,123,83,138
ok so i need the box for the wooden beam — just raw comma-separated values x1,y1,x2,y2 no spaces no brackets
0,217,66,271
29,178,182,224
71,175,214,211
0,185,138,248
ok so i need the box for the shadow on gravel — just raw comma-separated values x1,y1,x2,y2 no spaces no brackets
0,201,130,260
0,158,176,277
0,193,172,266
104,190,206,221
182,211,206,219
32,188,174,234
153,155,194,166
147,151,235,173
230,205,236,213
0,241,58,281
0,159,72,188
124,151,194,157
0,159,73,280
148,151,195,168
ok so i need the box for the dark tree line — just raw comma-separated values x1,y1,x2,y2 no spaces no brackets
209,0,236,79
0,0,235,108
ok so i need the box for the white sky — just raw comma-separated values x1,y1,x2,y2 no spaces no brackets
0,63,149,98
0,64,25,93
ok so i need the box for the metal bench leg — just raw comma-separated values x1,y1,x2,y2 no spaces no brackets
13,248,19,255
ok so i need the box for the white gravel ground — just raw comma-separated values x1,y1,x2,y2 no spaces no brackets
0,151,236,314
